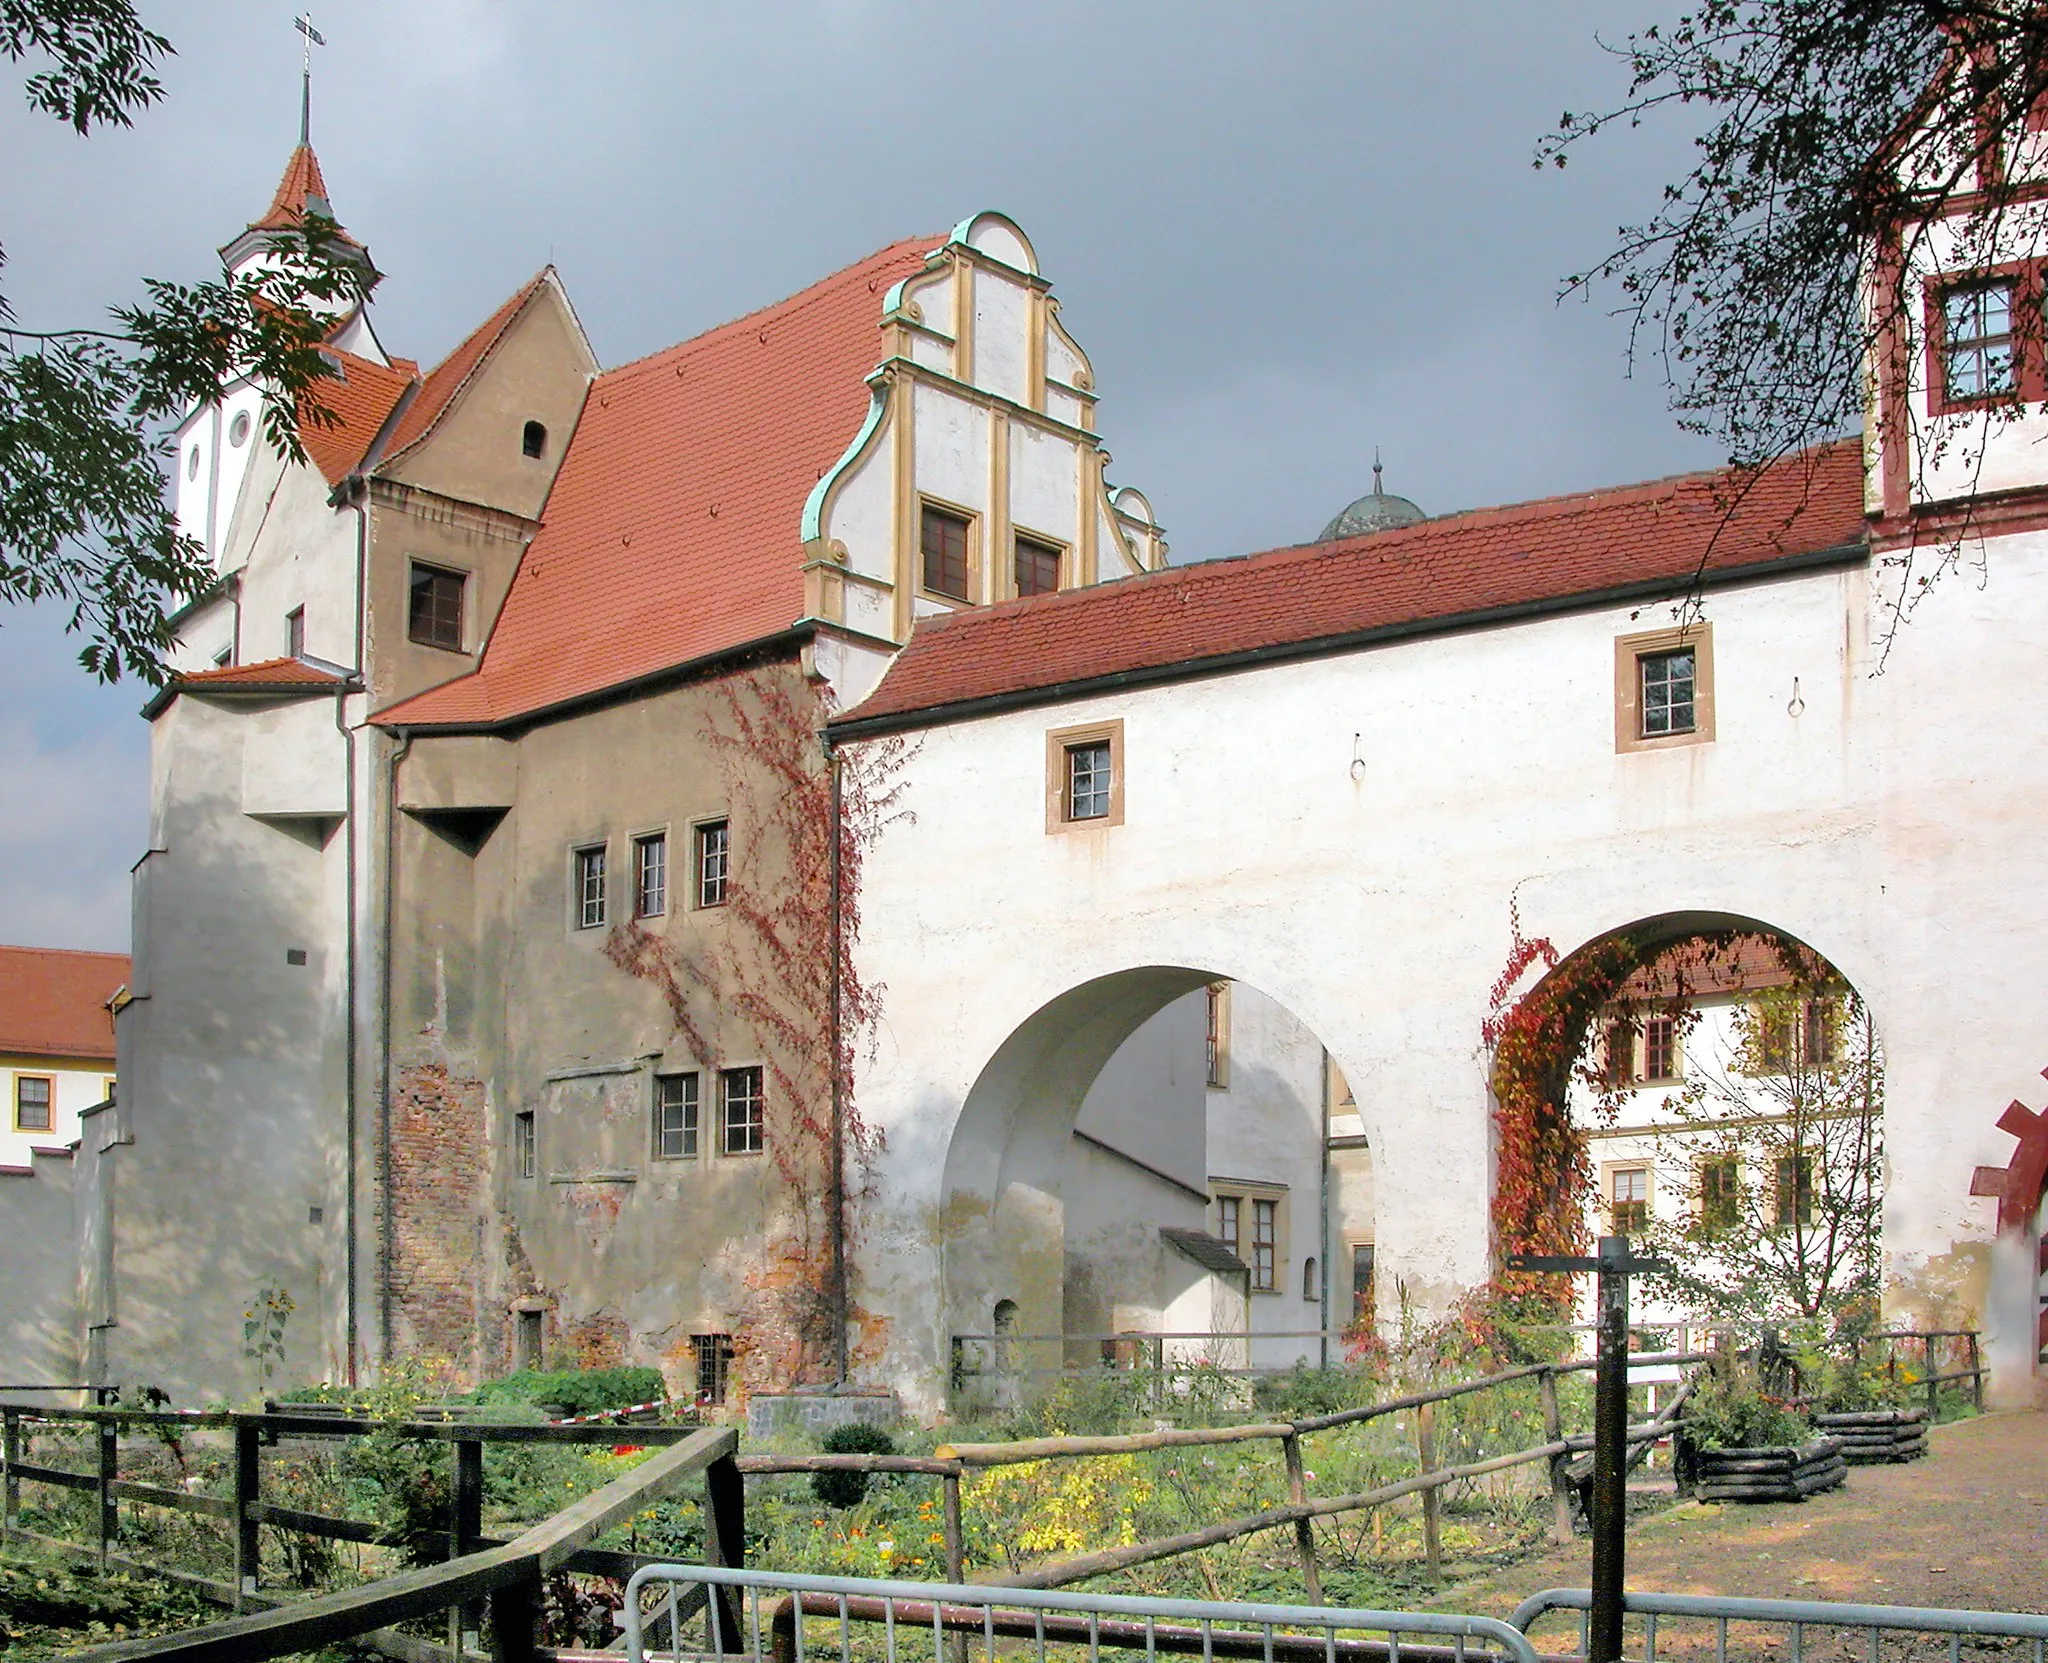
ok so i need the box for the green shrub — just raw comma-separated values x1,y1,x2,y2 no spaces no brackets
471,1367,667,1417
1251,1362,1369,1419
813,1421,896,1508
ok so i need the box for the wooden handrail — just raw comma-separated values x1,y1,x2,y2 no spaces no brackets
67,1426,737,1663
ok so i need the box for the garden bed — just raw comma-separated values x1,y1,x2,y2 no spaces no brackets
1813,1408,1927,1463
1692,1436,1847,1503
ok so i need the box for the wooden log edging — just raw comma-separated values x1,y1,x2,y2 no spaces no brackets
1693,1436,1848,1503
1813,1408,1928,1464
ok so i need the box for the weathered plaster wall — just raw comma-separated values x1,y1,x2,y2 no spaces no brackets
846,544,2048,1414
0,1148,81,1402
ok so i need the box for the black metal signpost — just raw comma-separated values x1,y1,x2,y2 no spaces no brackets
1509,1234,1669,1663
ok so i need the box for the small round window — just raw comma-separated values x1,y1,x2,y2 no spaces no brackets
228,410,252,447
186,445,201,481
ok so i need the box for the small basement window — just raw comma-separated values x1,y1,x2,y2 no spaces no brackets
522,420,548,459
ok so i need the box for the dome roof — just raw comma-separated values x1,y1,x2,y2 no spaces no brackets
1319,457,1426,541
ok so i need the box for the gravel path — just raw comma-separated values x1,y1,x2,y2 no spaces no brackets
1433,1411,2048,1620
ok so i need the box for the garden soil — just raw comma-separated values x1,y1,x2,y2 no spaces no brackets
1433,1410,2048,1619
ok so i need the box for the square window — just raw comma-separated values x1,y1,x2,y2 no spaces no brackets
408,564,466,651
654,1073,699,1160
15,1075,53,1134
720,1066,764,1155
572,843,607,930
1611,1166,1650,1234
1250,1197,1277,1291
695,819,730,908
513,1111,536,1180
920,503,973,602
1047,721,1125,831
692,1333,735,1405
1615,625,1714,752
1014,532,1063,598
1941,282,2017,402
634,832,667,919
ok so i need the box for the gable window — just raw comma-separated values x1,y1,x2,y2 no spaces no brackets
572,843,607,930
409,563,466,652
1205,981,1231,1088
654,1073,699,1160
513,1110,536,1180
14,1075,53,1134
920,503,973,602
1641,1015,1680,1083
634,832,667,919
1698,1155,1740,1233
1616,624,1714,752
695,819,729,908
1940,282,2017,403
286,606,306,659
1047,720,1124,830
1610,1165,1650,1233
720,1065,764,1155
521,419,548,459
1014,531,1063,598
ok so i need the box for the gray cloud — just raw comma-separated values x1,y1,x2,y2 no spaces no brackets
0,0,1712,949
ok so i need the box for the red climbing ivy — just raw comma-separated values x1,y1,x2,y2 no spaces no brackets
605,666,910,1391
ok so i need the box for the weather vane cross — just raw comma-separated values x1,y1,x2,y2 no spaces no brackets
294,14,326,146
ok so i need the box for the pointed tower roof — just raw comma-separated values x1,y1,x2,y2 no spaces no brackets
247,143,362,247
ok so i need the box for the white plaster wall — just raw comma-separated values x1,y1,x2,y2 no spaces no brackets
912,384,986,515
240,697,348,818
1011,422,1080,550
846,545,2048,1413
226,460,360,665
971,272,1030,407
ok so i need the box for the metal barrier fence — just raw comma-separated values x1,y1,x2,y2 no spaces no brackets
624,1566,1542,1663
1509,1588,2048,1663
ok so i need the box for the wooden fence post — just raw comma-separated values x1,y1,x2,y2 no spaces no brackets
704,1448,746,1655
1924,1335,1940,1423
488,1574,540,1663
1415,1402,1441,1582
234,1418,261,1608
453,1436,484,1654
1280,1431,1323,1604
1968,1331,1985,1410
1538,1368,1574,1545
3,1408,18,1547
95,1413,118,1570
941,1469,964,1582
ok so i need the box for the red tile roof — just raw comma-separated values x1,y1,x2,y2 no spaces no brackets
175,657,352,691
1617,934,1839,1002
378,271,551,467
835,442,1871,731
250,144,363,247
0,945,128,1062
301,349,417,486
378,236,939,729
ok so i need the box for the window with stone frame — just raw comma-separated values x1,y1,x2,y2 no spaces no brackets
1641,1014,1681,1083
695,820,729,909
513,1111,536,1180
654,1073,699,1160
408,563,466,651
1602,1019,1635,1089
1698,1155,1741,1233
572,843,607,930
720,1065,764,1155
1205,982,1231,1088
1216,1194,1241,1259
1610,1165,1651,1233
1939,281,2018,403
1774,1152,1816,1229
1250,1197,1278,1292
634,832,667,919
1014,531,1063,597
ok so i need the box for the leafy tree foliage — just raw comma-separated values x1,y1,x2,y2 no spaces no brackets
1543,4,2048,473
1,1,370,682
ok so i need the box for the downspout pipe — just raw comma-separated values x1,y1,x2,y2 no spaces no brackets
380,723,413,1366
1318,1050,1332,1371
824,732,849,1388
337,476,369,1385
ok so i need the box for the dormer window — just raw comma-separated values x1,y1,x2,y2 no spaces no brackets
522,420,548,459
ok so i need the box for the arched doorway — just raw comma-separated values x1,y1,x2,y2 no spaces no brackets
939,967,1373,1403
1489,912,1884,1341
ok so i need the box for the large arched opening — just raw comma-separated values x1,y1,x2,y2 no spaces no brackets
939,966,1374,1401
1489,910,1887,1342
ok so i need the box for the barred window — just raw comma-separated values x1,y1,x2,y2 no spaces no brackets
720,1066,764,1155
1941,283,2017,401
691,1333,734,1405
1640,648,1696,737
921,504,972,601
573,844,607,930
634,833,667,919
654,1073,698,1160
696,820,729,909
